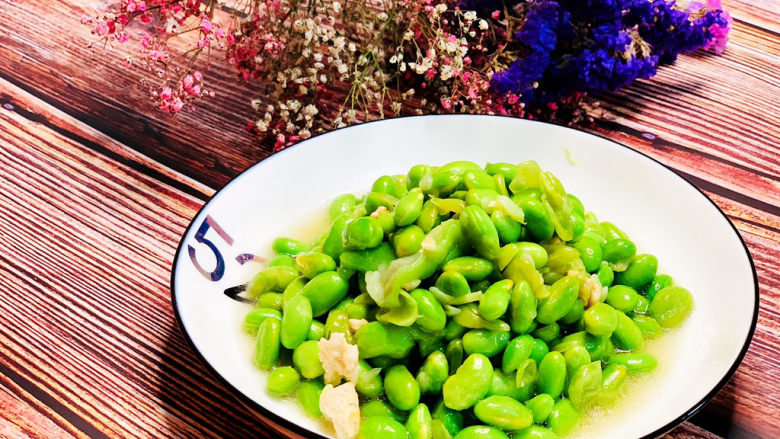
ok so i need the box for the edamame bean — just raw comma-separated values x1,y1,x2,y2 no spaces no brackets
281,294,312,349
453,426,509,439
243,308,281,335
633,295,650,314
512,190,554,241
396,190,425,226
258,292,283,310
266,366,299,396
631,314,663,338
436,271,472,298
649,286,694,328
611,311,643,351
272,237,312,256
356,322,415,359
417,200,441,233
329,193,358,219
412,289,447,331
296,380,324,418
514,359,537,402
605,285,640,312
646,274,674,300
597,262,614,287
325,309,352,341
487,370,518,398
385,365,420,410
600,222,628,241
548,398,579,436
443,353,493,410
354,360,383,398
417,351,449,395
600,363,628,403
433,400,464,436
532,323,560,345
463,329,511,357
537,351,566,398
567,360,602,409
301,271,349,317
529,338,549,364
572,237,602,273
340,242,395,272
443,319,468,341
583,302,618,337
432,420,453,439
306,320,326,340
516,242,549,268
609,353,657,372
525,394,555,424
443,257,494,281
322,215,349,259
295,252,336,279
293,340,324,379
460,206,501,260
361,400,406,423
537,275,580,324
268,254,296,268
407,404,433,439
479,280,513,320
601,238,636,263
512,426,557,439
560,300,584,325
509,281,537,333
485,163,517,182
344,217,384,250
445,339,464,375
247,266,299,297
408,164,434,188
614,254,658,288
464,170,497,191
282,275,307,307
394,225,426,257
255,318,281,370
373,175,398,195
358,416,407,439
502,335,534,373
491,210,523,244
474,396,533,431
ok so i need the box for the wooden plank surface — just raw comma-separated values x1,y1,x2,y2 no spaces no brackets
0,0,778,437
0,78,749,439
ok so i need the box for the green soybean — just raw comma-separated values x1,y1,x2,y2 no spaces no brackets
492,210,523,244
292,340,324,379
272,237,312,256
600,363,628,403
433,400,464,436
563,345,591,380
529,338,549,364
583,302,618,337
361,400,406,423
597,262,614,287
502,335,534,373
601,238,637,263
329,193,358,219
479,279,513,320
532,323,560,345
516,242,549,268
322,215,349,259
649,286,694,328
600,222,628,241
460,206,501,260
560,300,585,325
436,271,472,299
525,394,555,424
463,329,511,357
417,200,441,233
385,365,421,411
307,320,326,340
445,339,464,375
344,217,384,250
417,351,449,395
396,190,425,226
243,308,282,335
512,190,554,241
646,274,674,300
487,370,518,398
359,416,408,439
453,426,509,439
572,237,603,273
295,252,336,279
474,396,533,431
567,360,602,409
443,353,493,410
548,398,579,436
394,225,426,257
633,295,650,314
606,285,640,313
255,318,281,370
509,281,537,333
266,366,299,396
611,311,644,351
609,353,658,372
247,266,299,297
406,404,433,439
281,294,312,349
408,164,434,188
537,275,580,324
512,426,557,439
614,254,658,288
296,380,324,418
443,257,494,281
514,359,538,402
432,420,453,439
485,163,517,182
631,314,663,339
413,289,447,331
537,351,566,398
301,271,349,317
356,322,415,359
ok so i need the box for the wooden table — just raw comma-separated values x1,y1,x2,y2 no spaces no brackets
0,0,777,437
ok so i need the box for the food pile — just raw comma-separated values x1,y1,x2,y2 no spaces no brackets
243,161,694,439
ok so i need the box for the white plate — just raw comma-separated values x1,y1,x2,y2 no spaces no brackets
171,115,757,438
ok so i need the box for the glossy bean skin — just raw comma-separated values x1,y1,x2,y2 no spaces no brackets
408,164,434,188
548,398,579,436
268,254,296,268
322,215,349,259
413,289,447,331
485,163,517,182
394,225,426,257
417,351,449,395
282,276,307,307
329,193,358,219
385,365,421,411
460,206,501,260
301,271,349,317
436,271,472,298
525,394,555,424
560,300,584,325
362,400,406,423
258,293,283,310
529,338,549,365
266,366,299,396
464,170,498,191
340,242,396,272
432,420,453,439
492,210,523,244
600,222,628,241
359,416,408,439
567,360,602,409
487,370,518,398
325,309,352,341
445,339,464,375
514,359,538,402
516,242,549,269
512,190,555,241
633,295,650,314
344,217,384,250
433,401,464,436
293,340,324,379
563,345,591,381
354,360,383,398
296,380,324,418
597,262,614,287
356,322,415,359
373,175,398,195
572,237,603,273
583,303,618,337
255,318,281,370
243,308,282,335
479,280,513,320
649,286,694,328
537,351,567,398
407,403,433,439
611,311,644,351
609,353,657,372
614,254,658,288
443,257,494,281
646,274,674,300
605,285,640,313
295,252,336,279
417,200,441,233
502,335,534,373
396,190,425,226
281,295,312,349
511,426,558,439
631,314,663,339
247,266,299,297
453,426,509,439
532,323,560,345
443,319,468,341
600,363,628,403
473,396,533,431
509,281,537,333
537,275,580,324
601,238,636,263
443,354,494,410
462,329,511,357
306,320,326,340
272,237,312,256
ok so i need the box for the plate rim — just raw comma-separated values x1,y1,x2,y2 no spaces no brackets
169,114,760,439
